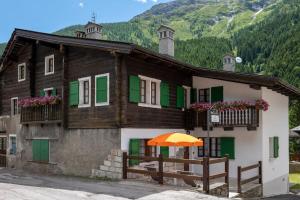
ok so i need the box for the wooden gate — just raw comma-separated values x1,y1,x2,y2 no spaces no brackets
0,137,7,167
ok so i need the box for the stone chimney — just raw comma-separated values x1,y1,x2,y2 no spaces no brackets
223,54,236,72
157,25,175,57
84,22,102,40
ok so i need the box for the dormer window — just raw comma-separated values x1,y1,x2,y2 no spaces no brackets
18,63,26,82
45,55,54,75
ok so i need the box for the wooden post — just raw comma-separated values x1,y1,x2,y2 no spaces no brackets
258,161,262,184
237,166,241,193
203,157,210,193
158,154,164,185
122,152,127,179
225,155,229,197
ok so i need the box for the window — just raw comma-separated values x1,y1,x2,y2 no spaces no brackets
78,77,91,108
198,137,221,157
269,137,279,159
9,135,16,155
183,86,191,109
32,139,49,162
18,63,26,82
199,89,210,103
138,75,161,109
140,80,146,103
169,32,173,39
11,97,18,116
43,88,56,97
45,55,54,75
164,31,167,37
151,82,157,105
95,73,110,106
129,139,157,165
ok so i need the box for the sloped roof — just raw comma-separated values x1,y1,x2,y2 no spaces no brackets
1,29,300,99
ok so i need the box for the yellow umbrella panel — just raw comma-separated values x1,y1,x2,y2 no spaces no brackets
147,132,203,147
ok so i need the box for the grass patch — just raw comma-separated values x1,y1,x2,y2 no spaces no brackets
289,173,300,183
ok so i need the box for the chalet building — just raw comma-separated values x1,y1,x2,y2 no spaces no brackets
0,22,299,196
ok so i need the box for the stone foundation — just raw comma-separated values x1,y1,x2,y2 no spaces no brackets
91,149,123,180
237,184,262,198
208,183,229,198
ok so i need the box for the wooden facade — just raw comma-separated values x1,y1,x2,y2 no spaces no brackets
1,29,300,130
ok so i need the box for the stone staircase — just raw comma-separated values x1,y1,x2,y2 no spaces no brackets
91,149,123,180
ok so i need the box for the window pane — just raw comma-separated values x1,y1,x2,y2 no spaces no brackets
83,81,89,104
151,82,156,105
140,80,146,103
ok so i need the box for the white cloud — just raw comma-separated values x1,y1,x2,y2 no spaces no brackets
79,2,84,8
136,0,159,3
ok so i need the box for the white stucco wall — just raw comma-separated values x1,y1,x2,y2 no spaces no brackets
192,77,261,101
261,87,289,196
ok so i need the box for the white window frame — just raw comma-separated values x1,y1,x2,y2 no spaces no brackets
9,134,17,155
138,75,161,109
44,87,54,97
18,63,26,82
10,97,18,116
78,76,91,108
45,55,55,75
183,85,191,109
95,73,110,107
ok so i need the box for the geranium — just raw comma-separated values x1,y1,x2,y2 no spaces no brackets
191,99,269,112
19,96,61,108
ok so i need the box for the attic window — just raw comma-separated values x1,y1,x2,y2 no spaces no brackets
45,55,54,75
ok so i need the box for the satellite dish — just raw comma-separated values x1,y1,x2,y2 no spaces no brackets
236,57,242,63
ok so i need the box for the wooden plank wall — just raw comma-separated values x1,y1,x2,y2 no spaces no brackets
67,47,117,128
124,56,192,129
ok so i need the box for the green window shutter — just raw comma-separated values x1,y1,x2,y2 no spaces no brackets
96,76,108,103
39,140,49,162
40,90,45,97
32,140,40,161
129,139,140,166
274,137,279,158
160,82,170,107
176,86,184,108
211,86,223,103
190,88,197,104
160,146,169,158
52,88,57,96
220,137,235,159
69,81,79,106
32,140,49,162
129,76,140,103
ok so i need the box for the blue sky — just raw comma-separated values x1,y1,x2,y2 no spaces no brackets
0,0,171,43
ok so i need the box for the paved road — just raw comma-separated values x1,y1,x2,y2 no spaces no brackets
0,168,226,200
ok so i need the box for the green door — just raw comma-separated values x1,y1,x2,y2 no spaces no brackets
129,139,140,166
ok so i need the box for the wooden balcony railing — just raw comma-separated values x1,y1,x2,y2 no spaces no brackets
20,104,62,124
185,107,259,130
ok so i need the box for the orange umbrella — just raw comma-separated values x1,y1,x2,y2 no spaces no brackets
147,132,203,147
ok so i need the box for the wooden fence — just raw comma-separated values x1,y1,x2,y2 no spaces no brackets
237,161,262,193
122,152,229,194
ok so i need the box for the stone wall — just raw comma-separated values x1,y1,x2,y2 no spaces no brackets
91,149,123,180
290,161,300,173
12,122,121,177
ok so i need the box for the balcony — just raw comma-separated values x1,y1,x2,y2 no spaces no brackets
20,104,62,124
185,107,259,130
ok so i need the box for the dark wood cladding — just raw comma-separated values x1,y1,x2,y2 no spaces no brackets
0,44,32,115
124,56,192,129
67,47,117,128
